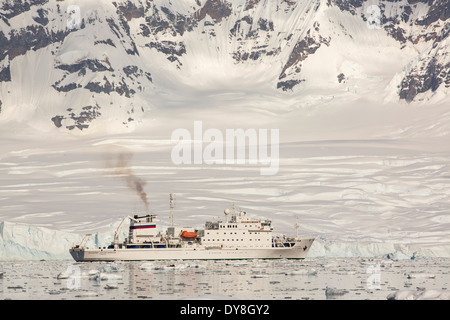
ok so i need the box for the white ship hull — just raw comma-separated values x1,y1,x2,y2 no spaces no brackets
70,238,315,262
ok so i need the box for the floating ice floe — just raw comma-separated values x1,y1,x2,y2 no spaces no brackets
387,289,450,300
100,272,122,280
90,272,123,281
75,291,99,298
384,252,417,261
407,273,436,279
88,269,99,276
98,265,119,273
251,274,269,278
139,262,160,270
168,263,205,270
56,271,70,279
140,262,205,271
325,286,349,297
287,269,317,276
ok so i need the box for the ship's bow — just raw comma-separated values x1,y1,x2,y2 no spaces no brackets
296,238,315,258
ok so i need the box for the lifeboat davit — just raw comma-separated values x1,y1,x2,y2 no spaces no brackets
181,231,197,239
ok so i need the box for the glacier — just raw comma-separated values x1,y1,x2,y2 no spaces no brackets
0,220,126,261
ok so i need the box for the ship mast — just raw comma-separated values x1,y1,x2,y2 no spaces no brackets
169,193,175,226
295,216,299,238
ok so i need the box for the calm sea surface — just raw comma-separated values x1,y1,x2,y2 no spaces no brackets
0,258,449,300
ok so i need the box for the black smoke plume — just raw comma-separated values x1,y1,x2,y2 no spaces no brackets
107,151,149,211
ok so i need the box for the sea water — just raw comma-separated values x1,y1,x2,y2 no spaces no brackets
0,258,448,300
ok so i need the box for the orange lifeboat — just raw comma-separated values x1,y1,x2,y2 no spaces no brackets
181,231,197,239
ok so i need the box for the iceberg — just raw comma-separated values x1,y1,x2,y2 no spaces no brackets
0,220,127,261
0,221,81,260
308,236,450,259
387,289,450,300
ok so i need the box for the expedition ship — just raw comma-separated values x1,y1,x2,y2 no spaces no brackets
70,203,314,262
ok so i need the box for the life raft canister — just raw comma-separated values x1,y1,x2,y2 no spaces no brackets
181,231,197,239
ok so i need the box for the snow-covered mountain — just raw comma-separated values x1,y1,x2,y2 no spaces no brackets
0,0,448,132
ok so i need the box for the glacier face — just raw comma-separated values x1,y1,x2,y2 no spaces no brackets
0,220,128,261
0,0,448,131
0,220,81,260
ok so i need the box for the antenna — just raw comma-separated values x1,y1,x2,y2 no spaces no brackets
170,193,175,226
295,216,299,239
224,208,230,223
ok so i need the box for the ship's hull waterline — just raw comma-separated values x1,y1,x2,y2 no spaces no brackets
70,239,315,262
